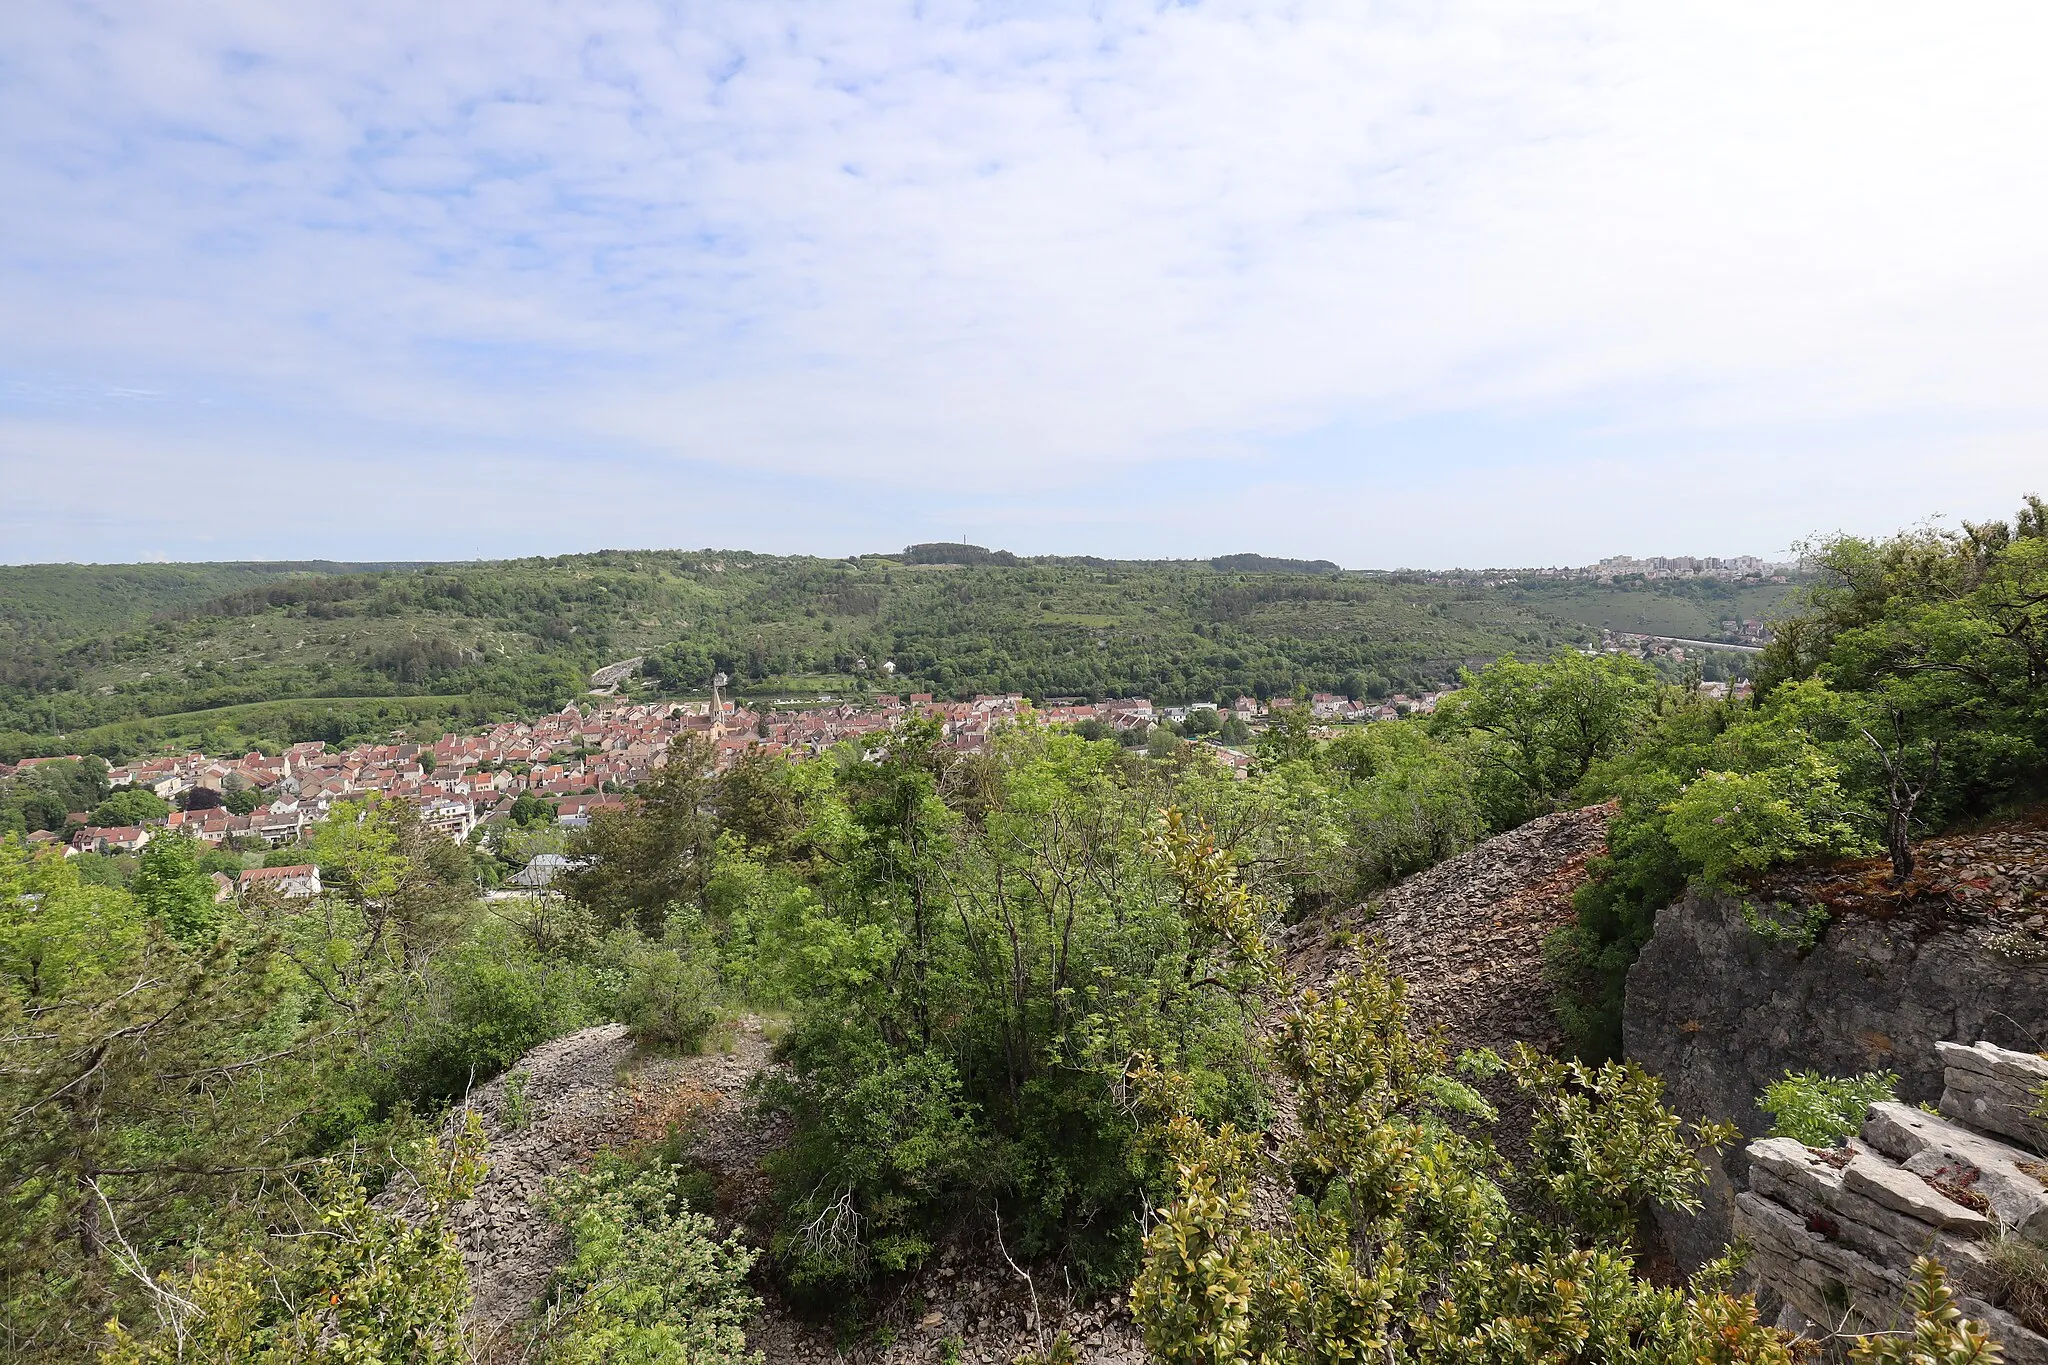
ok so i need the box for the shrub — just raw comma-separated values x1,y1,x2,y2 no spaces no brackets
535,1156,762,1365
1664,748,1865,890
619,943,720,1052
1760,1069,1898,1147
358,929,603,1122
1851,1257,2003,1364
102,1121,485,1365
759,1044,981,1289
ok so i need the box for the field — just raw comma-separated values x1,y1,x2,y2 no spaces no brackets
1507,578,1800,640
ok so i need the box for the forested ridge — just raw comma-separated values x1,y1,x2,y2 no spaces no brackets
0,549,1783,763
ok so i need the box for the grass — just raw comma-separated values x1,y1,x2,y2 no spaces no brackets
1035,613,1123,628
63,694,470,749
1985,1234,2048,1335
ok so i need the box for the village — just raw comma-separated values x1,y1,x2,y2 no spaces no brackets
16,685,1463,868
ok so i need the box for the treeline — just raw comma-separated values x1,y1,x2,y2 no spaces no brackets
1,551,1602,760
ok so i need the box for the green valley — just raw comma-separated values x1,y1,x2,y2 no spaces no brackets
0,549,1790,761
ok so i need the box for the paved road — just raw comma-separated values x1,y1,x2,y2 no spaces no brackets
1629,635,1763,655
588,655,644,688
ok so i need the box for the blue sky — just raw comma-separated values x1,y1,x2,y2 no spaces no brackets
4,1,2046,567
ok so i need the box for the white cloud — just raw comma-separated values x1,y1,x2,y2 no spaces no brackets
2,1,2045,561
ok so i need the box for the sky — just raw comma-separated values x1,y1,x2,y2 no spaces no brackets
3,1,2046,569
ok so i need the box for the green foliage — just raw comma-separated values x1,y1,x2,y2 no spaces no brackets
509,791,555,827
1761,1069,1899,1147
131,835,221,941
1445,650,1661,821
0,755,110,834
1129,820,1793,1365
1552,497,2048,1060
618,941,719,1052
90,788,170,827
100,1120,485,1365
1737,898,1832,952
760,1048,982,1288
0,550,1618,756
385,930,600,1104
504,1070,534,1129
534,1155,762,1365
734,730,1278,1293
1663,747,1865,888
3,788,616,1361
562,738,718,936
0,506,2030,1358
1849,1257,2002,1365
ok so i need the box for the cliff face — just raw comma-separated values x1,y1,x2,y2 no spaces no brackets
1625,889,2048,1269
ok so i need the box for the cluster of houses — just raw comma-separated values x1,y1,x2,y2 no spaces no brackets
28,685,1454,868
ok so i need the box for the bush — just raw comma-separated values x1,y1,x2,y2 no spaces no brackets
759,1045,981,1289
1761,1069,1898,1147
102,1122,485,1365
355,930,605,1123
1663,748,1866,889
1852,1257,2003,1364
535,1156,761,1365
619,943,720,1052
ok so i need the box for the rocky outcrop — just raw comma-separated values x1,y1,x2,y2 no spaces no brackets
1286,804,1612,1057
1942,1041,2048,1154
1625,879,2048,1270
381,1021,773,1341
1734,1042,2048,1360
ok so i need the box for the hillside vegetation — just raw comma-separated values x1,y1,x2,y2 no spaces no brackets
4,505,2040,1365
0,551,1785,762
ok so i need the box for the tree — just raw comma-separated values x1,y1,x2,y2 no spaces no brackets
509,792,554,827
1451,651,1661,816
130,834,219,941
1853,694,1946,883
562,736,718,935
1,842,303,1352
265,796,476,1058
713,748,802,851
1255,705,1320,766
90,789,170,828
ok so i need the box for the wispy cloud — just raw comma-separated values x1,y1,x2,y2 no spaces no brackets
3,1,2046,564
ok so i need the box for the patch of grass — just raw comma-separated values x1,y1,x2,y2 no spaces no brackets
1984,1234,2048,1335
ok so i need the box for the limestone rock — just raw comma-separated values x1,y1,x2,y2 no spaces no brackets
1938,1041,2048,1152
1736,1049,2048,1364
1624,879,2048,1269
1861,1101,2048,1240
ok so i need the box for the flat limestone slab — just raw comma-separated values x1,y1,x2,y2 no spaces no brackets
1862,1102,2048,1239
1843,1151,1997,1236
1937,1041,2048,1087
